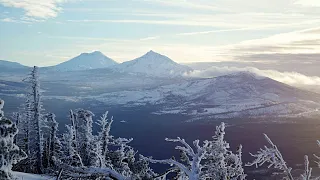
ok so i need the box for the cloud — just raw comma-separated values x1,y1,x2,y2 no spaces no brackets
139,0,226,11
0,17,36,23
218,26,320,63
67,13,320,30
177,21,320,36
188,66,320,86
1,17,16,22
0,0,69,19
302,27,320,34
66,19,246,28
238,53,320,63
177,28,251,36
294,0,320,7
139,36,160,41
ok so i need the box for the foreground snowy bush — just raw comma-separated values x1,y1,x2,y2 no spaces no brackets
143,123,246,180
247,134,320,180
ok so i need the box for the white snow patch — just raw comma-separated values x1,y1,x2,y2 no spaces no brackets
13,172,54,180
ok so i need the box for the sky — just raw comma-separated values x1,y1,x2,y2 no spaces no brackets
0,0,320,68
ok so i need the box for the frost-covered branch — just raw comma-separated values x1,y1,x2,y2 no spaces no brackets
301,155,312,180
143,156,191,177
59,163,132,180
166,137,196,157
246,134,293,180
314,140,320,169
144,137,208,180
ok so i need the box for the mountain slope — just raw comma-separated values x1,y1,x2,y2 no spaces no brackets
0,60,30,80
85,72,320,119
113,50,192,77
0,60,28,69
48,51,118,71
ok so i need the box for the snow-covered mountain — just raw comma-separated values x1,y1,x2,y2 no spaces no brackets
0,60,28,69
47,51,118,71
54,72,319,119
0,60,30,80
113,50,192,77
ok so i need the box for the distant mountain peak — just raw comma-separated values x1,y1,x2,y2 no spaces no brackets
48,51,118,71
146,50,157,55
113,51,192,77
80,51,104,56
135,50,177,65
91,50,104,55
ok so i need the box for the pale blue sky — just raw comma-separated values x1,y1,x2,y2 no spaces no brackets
0,0,320,66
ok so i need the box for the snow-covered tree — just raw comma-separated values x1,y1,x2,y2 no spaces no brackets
62,124,83,167
301,155,312,180
203,123,246,180
11,112,21,144
143,123,246,180
42,113,63,170
0,100,27,180
58,109,156,179
74,109,98,167
12,105,31,173
247,134,294,180
96,111,113,168
247,134,320,180
22,66,46,174
143,137,208,180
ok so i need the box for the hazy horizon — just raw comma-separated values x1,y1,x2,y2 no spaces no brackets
0,0,320,68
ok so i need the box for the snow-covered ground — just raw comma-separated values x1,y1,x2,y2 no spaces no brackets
13,172,54,180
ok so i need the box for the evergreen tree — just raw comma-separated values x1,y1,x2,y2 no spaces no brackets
75,109,97,167
0,100,27,180
203,123,246,180
62,124,83,167
12,100,32,173
47,113,63,169
144,123,246,180
96,111,113,168
23,66,46,174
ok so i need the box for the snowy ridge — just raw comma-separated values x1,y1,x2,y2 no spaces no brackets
47,51,118,71
0,60,28,69
113,50,192,77
45,72,320,119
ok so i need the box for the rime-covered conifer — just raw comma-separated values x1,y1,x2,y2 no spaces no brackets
0,100,27,180
144,123,246,180
74,109,98,166
247,134,294,180
247,134,320,180
96,111,113,167
203,123,246,180
42,113,63,170
23,66,46,174
144,137,208,180
62,124,83,167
